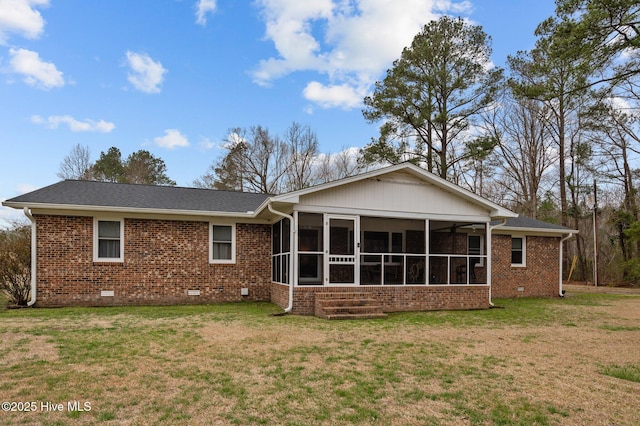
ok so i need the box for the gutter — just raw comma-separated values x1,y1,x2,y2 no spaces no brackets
267,204,295,313
23,207,37,307
487,219,508,307
559,233,575,297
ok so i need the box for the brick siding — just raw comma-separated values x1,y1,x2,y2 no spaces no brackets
271,284,490,315
34,215,271,307
491,234,560,298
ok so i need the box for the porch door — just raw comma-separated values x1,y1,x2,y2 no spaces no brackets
325,215,359,285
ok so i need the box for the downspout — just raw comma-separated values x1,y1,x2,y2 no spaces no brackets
559,233,574,297
267,204,295,313
23,207,37,307
487,219,507,307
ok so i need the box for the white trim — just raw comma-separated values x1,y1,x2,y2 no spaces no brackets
511,235,526,267
93,218,124,263
209,223,236,264
3,201,262,219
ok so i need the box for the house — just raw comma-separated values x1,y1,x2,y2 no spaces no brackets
3,163,576,316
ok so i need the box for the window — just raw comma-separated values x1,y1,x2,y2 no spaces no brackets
511,236,526,266
272,218,291,284
468,234,484,267
210,224,235,263
94,219,124,262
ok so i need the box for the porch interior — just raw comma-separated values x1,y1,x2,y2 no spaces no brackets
288,213,488,287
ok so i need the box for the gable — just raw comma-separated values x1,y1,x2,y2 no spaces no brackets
296,170,490,218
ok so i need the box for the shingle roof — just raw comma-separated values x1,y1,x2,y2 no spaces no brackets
4,180,270,214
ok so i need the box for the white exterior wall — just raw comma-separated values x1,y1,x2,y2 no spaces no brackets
296,171,489,219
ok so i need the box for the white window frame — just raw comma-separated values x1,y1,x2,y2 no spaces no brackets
93,218,124,263
467,234,484,267
511,235,526,267
210,223,236,264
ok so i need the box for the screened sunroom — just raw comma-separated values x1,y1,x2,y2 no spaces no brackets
272,213,488,287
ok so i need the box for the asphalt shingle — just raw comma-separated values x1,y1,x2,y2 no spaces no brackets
5,180,270,213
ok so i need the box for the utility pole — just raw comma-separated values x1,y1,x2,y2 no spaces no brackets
593,179,599,287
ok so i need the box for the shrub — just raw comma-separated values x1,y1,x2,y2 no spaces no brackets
0,222,32,306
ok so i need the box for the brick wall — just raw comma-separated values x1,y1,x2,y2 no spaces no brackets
34,215,271,307
491,234,560,298
274,285,490,315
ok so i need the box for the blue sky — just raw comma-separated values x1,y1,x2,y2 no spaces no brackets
0,0,556,226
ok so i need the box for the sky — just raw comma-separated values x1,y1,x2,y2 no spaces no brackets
0,0,557,226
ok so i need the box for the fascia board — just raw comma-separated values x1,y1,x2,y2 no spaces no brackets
492,226,579,236
2,201,257,219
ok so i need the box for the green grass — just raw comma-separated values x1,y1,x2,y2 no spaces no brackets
601,364,640,383
0,295,638,425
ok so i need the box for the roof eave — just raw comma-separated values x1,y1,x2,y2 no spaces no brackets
2,201,258,219
494,225,579,235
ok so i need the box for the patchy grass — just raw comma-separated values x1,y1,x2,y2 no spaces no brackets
601,364,640,383
1,295,639,425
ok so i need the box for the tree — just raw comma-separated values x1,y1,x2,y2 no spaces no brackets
0,222,31,306
508,16,592,228
197,123,326,193
60,146,176,186
57,143,92,180
554,0,639,92
283,122,319,191
482,93,557,217
91,147,126,183
360,16,503,180
124,150,176,186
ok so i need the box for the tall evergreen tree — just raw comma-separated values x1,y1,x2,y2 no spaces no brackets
360,16,503,180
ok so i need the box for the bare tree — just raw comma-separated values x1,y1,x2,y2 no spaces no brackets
483,94,557,217
57,143,92,180
283,122,319,191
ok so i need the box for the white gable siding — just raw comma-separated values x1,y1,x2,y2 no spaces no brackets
297,171,489,218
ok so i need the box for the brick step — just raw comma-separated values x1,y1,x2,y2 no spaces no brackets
314,292,372,300
322,305,384,315
314,291,386,320
316,298,378,308
325,313,388,320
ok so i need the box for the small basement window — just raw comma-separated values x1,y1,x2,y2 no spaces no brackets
210,224,235,264
94,219,124,262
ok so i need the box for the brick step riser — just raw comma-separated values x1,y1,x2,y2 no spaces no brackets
325,313,388,320
322,306,384,315
317,299,378,307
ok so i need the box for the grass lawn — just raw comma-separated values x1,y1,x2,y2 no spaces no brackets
1,294,639,425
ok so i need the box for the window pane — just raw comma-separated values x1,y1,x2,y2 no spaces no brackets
512,238,522,250
272,221,281,254
468,235,481,254
99,221,120,238
213,242,232,260
282,219,290,252
99,239,120,258
213,225,232,242
512,250,523,264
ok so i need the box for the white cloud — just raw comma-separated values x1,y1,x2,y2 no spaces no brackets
154,129,189,149
31,115,115,133
252,0,471,109
8,47,64,89
0,0,49,44
125,51,167,94
302,81,364,109
198,137,216,150
195,0,217,26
